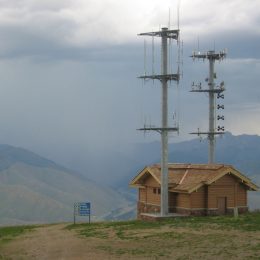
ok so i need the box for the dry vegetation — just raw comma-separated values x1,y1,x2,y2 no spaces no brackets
1,213,260,259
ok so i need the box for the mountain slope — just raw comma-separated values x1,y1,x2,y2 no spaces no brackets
0,145,131,225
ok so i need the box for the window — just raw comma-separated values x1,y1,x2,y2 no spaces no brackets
153,188,161,195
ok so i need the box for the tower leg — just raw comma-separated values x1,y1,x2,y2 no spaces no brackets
160,28,169,216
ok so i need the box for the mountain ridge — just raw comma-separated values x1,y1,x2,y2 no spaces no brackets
0,145,133,225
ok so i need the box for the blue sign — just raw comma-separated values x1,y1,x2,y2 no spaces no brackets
74,202,91,224
74,202,91,216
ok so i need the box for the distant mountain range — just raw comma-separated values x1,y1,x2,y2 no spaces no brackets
127,132,260,180
0,145,133,226
0,132,259,226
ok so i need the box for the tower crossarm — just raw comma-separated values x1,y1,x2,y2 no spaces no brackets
138,126,179,134
139,73,179,82
191,50,226,60
190,88,225,93
138,29,179,40
190,131,225,136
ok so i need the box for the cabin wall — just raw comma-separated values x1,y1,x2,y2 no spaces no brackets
145,175,160,187
191,186,206,208
138,175,161,204
137,175,161,218
177,193,190,208
174,187,206,216
139,188,146,202
138,191,176,218
207,174,248,215
237,183,247,206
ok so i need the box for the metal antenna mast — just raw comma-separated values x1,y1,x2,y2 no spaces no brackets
138,27,180,216
190,50,227,163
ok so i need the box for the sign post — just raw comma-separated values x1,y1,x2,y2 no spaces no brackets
74,202,91,224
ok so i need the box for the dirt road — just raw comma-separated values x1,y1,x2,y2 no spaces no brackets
0,224,117,260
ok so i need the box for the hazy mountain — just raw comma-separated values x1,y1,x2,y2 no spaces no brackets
0,145,132,225
1,132,259,225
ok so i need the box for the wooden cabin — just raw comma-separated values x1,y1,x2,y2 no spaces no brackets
130,164,258,219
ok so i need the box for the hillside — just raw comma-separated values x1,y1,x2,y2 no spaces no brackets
0,145,133,225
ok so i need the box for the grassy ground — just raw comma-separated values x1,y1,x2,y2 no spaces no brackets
1,214,260,259
67,212,260,259
0,225,36,247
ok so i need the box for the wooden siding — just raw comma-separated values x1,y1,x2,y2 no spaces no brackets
208,186,234,208
208,174,247,208
146,186,161,205
145,175,159,187
213,174,236,185
138,175,161,205
139,188,146,202
237,183,247,206
177,193,190,208
191,186,206,208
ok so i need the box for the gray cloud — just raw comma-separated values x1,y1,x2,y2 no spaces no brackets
0,0,258,183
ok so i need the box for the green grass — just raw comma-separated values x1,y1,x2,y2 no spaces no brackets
67,212,260,236
66,213,260,258
167,212,260,231
0,225,36,246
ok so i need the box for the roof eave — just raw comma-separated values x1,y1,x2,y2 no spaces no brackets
129,166,161,186
207,167,259,191
169,188,189,194
129,184,145,189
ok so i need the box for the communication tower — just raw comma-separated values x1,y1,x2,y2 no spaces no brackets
138,27,180,216
190,50,227,163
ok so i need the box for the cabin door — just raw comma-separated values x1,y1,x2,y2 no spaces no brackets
217,197,227,215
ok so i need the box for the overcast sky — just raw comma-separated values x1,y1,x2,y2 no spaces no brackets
0,0,259,182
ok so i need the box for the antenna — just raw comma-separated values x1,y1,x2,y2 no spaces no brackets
168,8,171,29
144,39,147,76
152,36,155,84
137,27,180,217
177,0,180,30
190,49,227,163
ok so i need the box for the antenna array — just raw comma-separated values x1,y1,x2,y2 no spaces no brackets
190,49,227,163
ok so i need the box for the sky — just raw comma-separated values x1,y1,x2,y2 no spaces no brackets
0,0,259,183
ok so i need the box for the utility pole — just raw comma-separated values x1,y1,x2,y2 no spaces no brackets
190,50,226,163
138,27,180,216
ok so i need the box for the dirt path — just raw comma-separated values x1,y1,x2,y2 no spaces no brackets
0,224,117,260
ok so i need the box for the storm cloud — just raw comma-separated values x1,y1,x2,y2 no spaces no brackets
0,0,259,183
